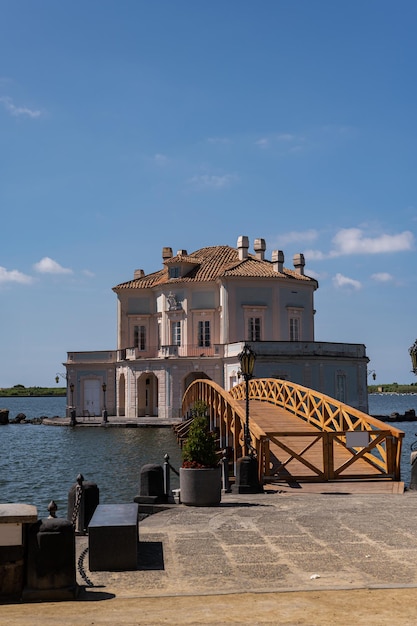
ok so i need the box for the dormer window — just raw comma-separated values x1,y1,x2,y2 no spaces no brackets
169,267,180,278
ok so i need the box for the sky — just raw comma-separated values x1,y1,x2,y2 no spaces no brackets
1,0,417,388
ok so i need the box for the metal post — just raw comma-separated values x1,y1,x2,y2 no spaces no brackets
163,454,171,496
102,383,108,424
244,376,250,456
221,450,230,493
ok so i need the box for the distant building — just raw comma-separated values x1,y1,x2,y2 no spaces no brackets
64,236,369,418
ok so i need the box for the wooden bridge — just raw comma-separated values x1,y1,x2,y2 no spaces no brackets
181,378,404,491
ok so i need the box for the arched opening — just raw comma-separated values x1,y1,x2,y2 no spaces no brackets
137,372,158,417
183,371,211,396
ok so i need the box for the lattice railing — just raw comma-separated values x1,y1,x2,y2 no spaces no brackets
182,378,404,483
229,378,404,481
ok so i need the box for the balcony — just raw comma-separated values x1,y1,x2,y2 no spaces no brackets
117,344,224,361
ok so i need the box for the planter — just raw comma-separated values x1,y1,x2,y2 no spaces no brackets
179,466,222,507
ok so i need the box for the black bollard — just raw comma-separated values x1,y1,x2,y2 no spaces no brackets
134,464,167,504
70,408,76,427
23,517,78,601
67,474,99,534
232,455,264,494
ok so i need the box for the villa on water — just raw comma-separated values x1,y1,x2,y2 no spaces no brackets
62,235,369,419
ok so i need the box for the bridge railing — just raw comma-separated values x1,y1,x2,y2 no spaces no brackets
229,378,404,481
181,379,267,474
182,378,404,483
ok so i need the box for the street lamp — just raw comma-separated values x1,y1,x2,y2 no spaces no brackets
233,343,262,494
102,382,108,424
55,372,76,426
368,370,376,381
238,343,256,456
410,340,417,376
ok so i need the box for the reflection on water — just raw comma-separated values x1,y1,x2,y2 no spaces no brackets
0,424,182,518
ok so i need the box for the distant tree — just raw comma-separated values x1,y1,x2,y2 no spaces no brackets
13,384,25,389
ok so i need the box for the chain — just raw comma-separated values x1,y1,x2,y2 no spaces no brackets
77,547,94,587
71,483,83,527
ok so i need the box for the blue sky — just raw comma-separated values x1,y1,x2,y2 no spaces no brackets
1,0,416,387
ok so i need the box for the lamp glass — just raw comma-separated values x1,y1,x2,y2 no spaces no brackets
239,344,256,377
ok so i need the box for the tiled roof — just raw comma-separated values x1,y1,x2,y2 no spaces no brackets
113,245,315,290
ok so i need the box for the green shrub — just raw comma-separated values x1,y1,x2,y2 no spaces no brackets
182,404,218,468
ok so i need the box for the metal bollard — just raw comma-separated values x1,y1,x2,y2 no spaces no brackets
221,450,231,493
163,454,171,496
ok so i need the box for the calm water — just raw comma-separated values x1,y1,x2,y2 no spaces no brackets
0,397,182,518
2,394,417,518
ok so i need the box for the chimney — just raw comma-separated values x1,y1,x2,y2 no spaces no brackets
237,235,249,260
254,238,266,260
162,247,173,263
272,250,284,273
293,253,305,275
134,269,145,279
176,249,188,257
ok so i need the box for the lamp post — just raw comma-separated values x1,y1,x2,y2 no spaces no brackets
368,370,376,381
410,340,417,376
238,343,256,456
233,343,263,494
56,372,76,426
102,382,108,424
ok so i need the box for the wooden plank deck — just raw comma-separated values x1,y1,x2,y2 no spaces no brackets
236,399,402,492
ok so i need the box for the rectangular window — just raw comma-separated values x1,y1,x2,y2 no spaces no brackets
198,320,211,347
134,325,146,350
248,317,261,341
169,267,180,278
289,318,300,341
171,321,181,346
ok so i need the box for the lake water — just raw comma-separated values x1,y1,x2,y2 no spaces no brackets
2,394,417,518
0,397,182,518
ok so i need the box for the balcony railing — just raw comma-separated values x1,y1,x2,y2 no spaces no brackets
118,344,224,360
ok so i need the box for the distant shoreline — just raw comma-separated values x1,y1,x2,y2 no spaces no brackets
0,394,66,398
0,386,66,398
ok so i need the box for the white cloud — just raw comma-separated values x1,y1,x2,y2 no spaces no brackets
33,257,73,275
333,273,362,290
153,153,169,165
305,227,415,261
276,133,296,142
0,96,42,118
255,132,304,151
82,269,95,278
0,266,33,285
305,268,321,280
330,228,414,256
187,173,238,190
371,272,394,282
255,138,269,149
304,249,326,261
276,229,319,246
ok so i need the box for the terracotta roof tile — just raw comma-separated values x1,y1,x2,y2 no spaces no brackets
113,244,316,290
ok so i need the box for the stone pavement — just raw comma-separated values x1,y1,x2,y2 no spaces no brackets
3,488,417,625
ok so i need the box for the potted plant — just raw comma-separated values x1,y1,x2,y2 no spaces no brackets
179,401,222,506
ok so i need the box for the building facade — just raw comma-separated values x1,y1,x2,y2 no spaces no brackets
64,236,370,418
